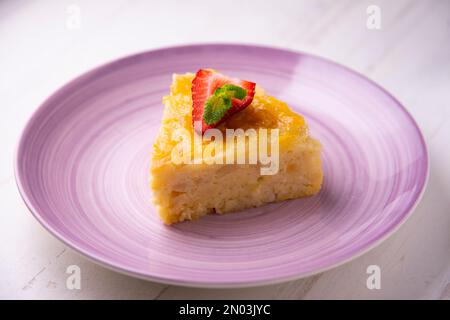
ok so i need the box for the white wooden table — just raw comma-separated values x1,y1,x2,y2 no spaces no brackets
1,0,449,299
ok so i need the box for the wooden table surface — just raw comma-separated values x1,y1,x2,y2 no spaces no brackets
1,0,449,299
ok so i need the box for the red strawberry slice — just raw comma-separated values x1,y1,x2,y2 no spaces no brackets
191,69,256,134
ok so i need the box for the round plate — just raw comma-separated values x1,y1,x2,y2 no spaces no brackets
15,44,428,287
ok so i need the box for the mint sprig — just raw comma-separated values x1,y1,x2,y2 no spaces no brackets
203,84,247,125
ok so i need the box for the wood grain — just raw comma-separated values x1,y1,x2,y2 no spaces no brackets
0,0,448,299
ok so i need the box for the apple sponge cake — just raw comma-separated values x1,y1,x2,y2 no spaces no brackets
151,71,323,224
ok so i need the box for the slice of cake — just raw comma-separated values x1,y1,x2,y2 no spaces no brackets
151,70,323,224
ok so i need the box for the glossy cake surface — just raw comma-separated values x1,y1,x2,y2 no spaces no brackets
151,73,323,224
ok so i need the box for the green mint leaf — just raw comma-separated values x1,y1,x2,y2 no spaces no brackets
216,84,247,100
202,84,247,125
203,95,232,125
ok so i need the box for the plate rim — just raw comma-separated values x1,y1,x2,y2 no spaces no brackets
14,43,430,288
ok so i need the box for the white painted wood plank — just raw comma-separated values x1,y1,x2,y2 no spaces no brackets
0,0,448,299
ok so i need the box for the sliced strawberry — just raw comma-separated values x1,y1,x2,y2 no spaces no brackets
191,69,256,134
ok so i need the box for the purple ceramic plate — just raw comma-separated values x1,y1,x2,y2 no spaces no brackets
15,44,428,287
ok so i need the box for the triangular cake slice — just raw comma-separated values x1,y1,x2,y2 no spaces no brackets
151,72,323,224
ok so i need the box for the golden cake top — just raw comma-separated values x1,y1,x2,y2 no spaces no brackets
152,73,309,166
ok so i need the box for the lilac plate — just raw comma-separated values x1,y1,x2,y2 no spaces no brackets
15,44,428,287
